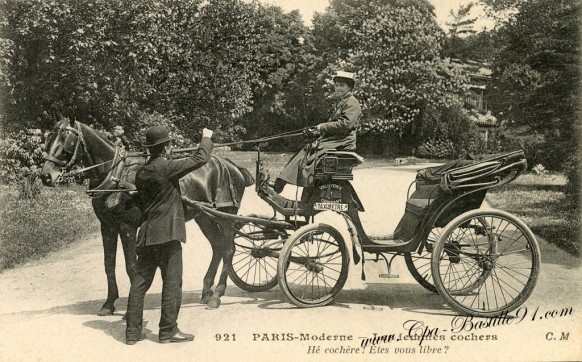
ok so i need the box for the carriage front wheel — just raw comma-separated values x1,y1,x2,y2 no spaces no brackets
431,209,540,317
277,223,349,308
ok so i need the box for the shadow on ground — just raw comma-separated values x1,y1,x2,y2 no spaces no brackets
0,282,452,325
220,282,452,316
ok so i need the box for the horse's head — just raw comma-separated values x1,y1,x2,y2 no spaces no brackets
41,119,84,186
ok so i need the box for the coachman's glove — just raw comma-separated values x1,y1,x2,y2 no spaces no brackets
303,126,321,140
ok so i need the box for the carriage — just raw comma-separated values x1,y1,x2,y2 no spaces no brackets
41,120,540,317
188,147,540,318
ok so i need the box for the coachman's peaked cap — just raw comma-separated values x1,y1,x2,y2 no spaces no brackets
143,125,172,147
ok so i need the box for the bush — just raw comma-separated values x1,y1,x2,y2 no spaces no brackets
18,173,42,200
415,138,456,159
0,128,46,184
415,105,485,159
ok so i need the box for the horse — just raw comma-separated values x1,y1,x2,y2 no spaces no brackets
40,119,255,314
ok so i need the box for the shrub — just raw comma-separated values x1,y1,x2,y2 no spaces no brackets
415,138,456,159
0,128,45,184
414,105,485,159
18,173,42,200
532,164,548,176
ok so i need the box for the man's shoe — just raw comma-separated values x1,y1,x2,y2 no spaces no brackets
126,333,146,345
159,330,195,344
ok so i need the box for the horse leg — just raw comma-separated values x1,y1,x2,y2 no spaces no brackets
119,223,138,318
209,220,236,309
98,225,120,316
195,214,223,305
119,223,138,282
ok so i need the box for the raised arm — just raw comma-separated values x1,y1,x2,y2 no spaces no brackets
167,129,214,180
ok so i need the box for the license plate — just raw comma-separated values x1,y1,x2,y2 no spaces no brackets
313,202,348,212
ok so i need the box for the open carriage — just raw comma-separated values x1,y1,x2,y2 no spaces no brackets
190,148,540,317
41,119,539,317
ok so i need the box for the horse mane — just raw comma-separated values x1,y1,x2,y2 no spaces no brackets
78,122,114,145
214,155,255,187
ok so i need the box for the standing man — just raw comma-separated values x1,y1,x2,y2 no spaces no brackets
125,125,213,345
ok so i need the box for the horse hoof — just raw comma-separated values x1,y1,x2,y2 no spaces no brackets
97,307,115,316
200,291,214,304
206,296,221,309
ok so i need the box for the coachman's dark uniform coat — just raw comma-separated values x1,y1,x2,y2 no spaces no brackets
126,137,212,342
274,92,362,190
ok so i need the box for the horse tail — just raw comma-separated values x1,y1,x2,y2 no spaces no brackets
214,155,255,187
228,158,255,187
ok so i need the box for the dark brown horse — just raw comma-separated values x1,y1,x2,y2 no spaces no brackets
41,119,254,314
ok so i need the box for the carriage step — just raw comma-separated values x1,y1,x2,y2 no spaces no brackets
379,273,399,278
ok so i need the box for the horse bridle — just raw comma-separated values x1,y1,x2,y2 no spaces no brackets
45,121,112,175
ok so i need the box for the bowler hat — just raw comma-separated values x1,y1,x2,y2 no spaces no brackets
143,125,172,147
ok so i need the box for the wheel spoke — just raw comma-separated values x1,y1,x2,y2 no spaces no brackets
279,225,348,306
433,212,539,317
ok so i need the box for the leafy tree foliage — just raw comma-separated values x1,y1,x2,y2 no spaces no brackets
0,0,313,149
486,0,580,199
488,0,579,164
312,0,470,155
456,30,499,63
444,2,477,60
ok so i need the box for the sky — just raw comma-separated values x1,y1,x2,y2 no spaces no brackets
257,0,495,31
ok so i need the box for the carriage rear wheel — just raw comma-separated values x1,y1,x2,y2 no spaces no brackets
229,219,290,292
431,209,540,317
277,223,349,308
404,227,442,293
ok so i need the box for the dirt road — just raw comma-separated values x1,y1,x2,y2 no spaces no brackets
0,166,580,361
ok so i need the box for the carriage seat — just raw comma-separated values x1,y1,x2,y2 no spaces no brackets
315,151,364,181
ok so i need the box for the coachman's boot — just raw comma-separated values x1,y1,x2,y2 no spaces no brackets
258,169,304,212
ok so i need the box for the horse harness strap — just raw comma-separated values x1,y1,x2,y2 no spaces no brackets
213,156,240,209
67,159,113,176
86,145,137,196
65,123,88,170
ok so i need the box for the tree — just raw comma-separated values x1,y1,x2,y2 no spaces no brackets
312,0,470,155
445,2,478,60
0,0,317,147
487,0,580,195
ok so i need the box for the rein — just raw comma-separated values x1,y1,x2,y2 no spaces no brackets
171,128,306,154
47,124,309,193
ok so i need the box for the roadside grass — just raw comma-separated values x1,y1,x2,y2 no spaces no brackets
485,172,581,256
0,184,99,272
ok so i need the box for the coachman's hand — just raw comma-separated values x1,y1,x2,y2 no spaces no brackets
303,127,320,140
